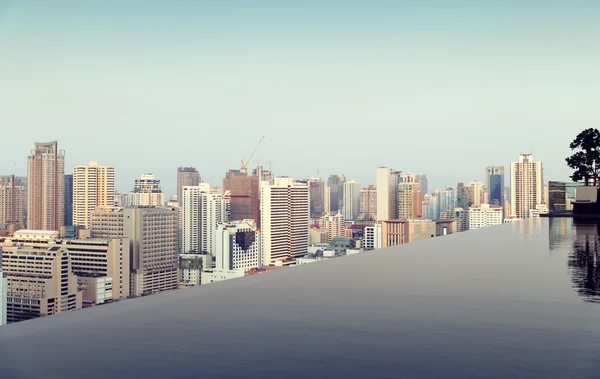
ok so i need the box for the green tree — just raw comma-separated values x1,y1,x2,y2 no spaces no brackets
566,128,600,186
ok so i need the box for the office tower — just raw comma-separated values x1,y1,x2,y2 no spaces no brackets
318,212,346,241
308,178,325,219
397,182,422,219
214,220,261,272
222,169,260,228
510,154,544,218
327,174,346,213
72,161,115,228
456,183,469,209
181,184,231,254
424,193,438,219
404,173,427,200
467,181,487,207
342,180,361,220
1,232,82,323
27,141,65,230
468,204,503,229
364,223,382,250
64,174,73,226
440,208,469,232
0,268,6,325
177,167,200,205
485,166,505,205
127,174,164,207
436,187,456,217
260,178,309,266
90,207,179,297
0,175,25,230
376,167,400,221
359,185,377,219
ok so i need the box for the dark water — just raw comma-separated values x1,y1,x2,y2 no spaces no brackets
1,218,600,378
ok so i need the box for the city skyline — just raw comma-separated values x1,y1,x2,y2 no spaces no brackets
0,2,594,194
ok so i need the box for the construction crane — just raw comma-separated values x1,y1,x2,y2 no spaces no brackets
241,136,265,175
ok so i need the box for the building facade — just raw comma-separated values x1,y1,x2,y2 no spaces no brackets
318,212,346,241
468,204,503,230
27,141,65,231
73,161,116,228
327,174,346,213
214,220,262,272
128,174,165,207
364,223,382,250
342,180,361,221
359,185,377,220
403,173,427,201
0,175,25,230
485,166,505,205
376,167,400,221
397,182,422,219
0,268,6,325
177,167,200,205
510,154,544,218
64,174,73,226
308,178,326,219
223,170,261,228
260,178,310,266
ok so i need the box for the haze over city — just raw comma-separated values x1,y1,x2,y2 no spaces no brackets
1,1,598,194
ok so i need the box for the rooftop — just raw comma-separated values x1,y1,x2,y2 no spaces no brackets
1,218,599,378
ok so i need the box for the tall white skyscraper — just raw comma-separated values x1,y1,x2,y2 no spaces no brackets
510,154,544,219
376,167,400,221
72,161,115,228
342,180,361,220
181,184,231,254
214,220,261,272
27,141,65,230
260,178,309,266
128,174,165,207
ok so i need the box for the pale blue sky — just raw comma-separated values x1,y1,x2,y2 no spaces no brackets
0,1,599,195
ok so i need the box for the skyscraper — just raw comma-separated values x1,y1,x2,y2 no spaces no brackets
397,182,422,219
436,187,456,217
327,174,346,213
27,141,65,230
64,174,73,226
467,181,487,207
73,161,115,228
128,174,165,207
510,154,544,219
223,169,260,228
308,178,325,219
177,167,200,205
342,180,361,220
376,167,400,221
404,173,428,200
260,178,309,266
0,175,25,230
359,185,377,220
485,166,505,206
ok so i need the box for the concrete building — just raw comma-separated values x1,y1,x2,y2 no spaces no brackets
90,207,179,297
436,187,456,216
467,181,487,207
179,253,212,286
510,154,544,218
397,182,422,219
260,178,310,266
485,166,505,205
177,167,200,206
327,174,346,213
376,167,400,221
364,223,382,250
64,174,73,226
318,212,346,242
308,178,326,219
0,268,6,325
214,220,261,272
342,180,361,221
310,226,329,244
424,193,437,220
73,161,116,228
223,169,261,228
359,185,377,220
27,141,65,231
382,219,454,247
468,203,503,230
1,235,82,323
0,175,25,231
128,174,165,207
403,173,427,201
181,184,231,254
440,208,469,232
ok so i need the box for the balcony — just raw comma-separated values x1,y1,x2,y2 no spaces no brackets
0,218,599,378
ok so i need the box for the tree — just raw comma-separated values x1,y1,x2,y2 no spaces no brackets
566,128,600,186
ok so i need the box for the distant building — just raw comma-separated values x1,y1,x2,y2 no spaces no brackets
73,161,115,228
327,174,346,213
548,181,567,213
310,226,329,245
308,178,326,219
179,253,212,286
27,141,65,231
364,223,382,250
359,185,377,220
382,219,454,247
128,174,165,207
436,187,456,216
467,181,487,207
510,154,544,219
403,173,427,201
0,175,25,231
440,208,469,232
485,166,505,205
260,178,309,266
342,180,361,221
318,212,346,241
0,267,6,325
176,167,200,206
214,220,261,272
64,174,73,226
397,182,422,219
468,203,503,230
223,170,261,228
529,204,549,218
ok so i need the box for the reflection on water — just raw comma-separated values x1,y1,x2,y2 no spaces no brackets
550,218,600,303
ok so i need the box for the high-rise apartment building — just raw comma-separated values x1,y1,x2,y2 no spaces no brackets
260,178,309,266
214,220,262,272
327,174,346,213
177,167,200,205
376,167,400,221
404,173,427,200
467,181,487,207
27,141,65,230
90,207,179,297
0,175,25,230
1,231,82,323
128,174,165,207
181,184,231,254
436,187,456,217
485,166,505,206
359,185,377,220
342,180,361,220
397,182,422,219
308,178,326,219
223,169,261,228
440,207,469,232
468,204,503,230
72,161,115,228
64,174,73,226
510,154,544,219
0,268,6,325
318,212,346,241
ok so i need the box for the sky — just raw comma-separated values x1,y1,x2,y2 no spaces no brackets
0,1,599,196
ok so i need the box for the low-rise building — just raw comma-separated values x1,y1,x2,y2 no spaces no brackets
468,203,503,230
382,219,455,247
179,253,213,286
